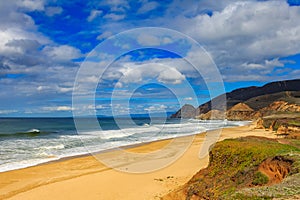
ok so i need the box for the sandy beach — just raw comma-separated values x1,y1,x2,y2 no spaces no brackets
0,124,277,200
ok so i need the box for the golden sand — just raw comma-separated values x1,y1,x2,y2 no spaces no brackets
0,124,276,200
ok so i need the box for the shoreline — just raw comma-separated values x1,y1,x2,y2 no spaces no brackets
0,121,247,173
0,129,206,173
0,123,277,200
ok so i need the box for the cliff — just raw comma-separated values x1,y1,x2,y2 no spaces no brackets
196,101,300,121
226,102,258,121
252,101,300,135
196,110,225,120
163,137,300,200
259,100,300,116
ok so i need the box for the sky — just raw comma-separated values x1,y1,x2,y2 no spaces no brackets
0,0,300,117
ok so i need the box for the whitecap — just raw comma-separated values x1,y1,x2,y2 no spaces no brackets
27,129,40,133
38,144,65,150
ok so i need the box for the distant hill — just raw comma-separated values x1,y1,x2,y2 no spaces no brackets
170,104,196,119
171,79,300,119
244,91,300,110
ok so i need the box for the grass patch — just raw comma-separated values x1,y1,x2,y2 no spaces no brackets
288,120,300,126
287,139,300,149
252,171,269,186
233,193,272,200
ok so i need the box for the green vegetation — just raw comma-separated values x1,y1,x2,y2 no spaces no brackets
207,137,297,177
184,137,300,200
288,120,300,126
233,193,272,200
288,139,300,149
252,172,269,186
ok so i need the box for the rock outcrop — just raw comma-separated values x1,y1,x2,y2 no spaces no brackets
197,103,259,120
170,104,196,119
277,125,300,135
259,101,300,116
253,101,300,133
196,110,225,120
260,114,300,133
226,103,257,121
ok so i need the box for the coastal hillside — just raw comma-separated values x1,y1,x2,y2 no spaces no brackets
163,136,300,200
171,79,300,119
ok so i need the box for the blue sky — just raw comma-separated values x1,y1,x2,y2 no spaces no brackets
0,0,300,117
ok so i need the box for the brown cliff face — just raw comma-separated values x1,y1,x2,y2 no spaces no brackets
196,110,225,120
277,125,300,135
258,112,300,134
259,101,300,116
254,101,300,131
257,156,293,185
196,103,259,121
225,101,300,121
195,101,300,121
228,102,254,112
226,103,257,121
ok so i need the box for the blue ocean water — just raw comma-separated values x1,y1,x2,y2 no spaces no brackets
0,117,249,172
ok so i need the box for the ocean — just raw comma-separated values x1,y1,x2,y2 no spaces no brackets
0,117,249,172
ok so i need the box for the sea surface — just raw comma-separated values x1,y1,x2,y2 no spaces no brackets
0,117,249,172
